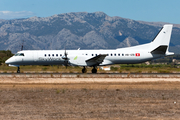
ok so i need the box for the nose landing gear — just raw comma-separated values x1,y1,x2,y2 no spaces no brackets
17,67,20,73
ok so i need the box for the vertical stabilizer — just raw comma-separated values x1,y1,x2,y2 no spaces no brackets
150,24,173,55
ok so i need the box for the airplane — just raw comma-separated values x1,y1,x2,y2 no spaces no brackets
5,24,174,73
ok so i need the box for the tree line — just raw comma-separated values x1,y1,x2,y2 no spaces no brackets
0,50,13,65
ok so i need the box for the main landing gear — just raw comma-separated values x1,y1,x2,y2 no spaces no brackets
81,66,97,73
17,66,20,73
91,66,97,73
82,66,87,73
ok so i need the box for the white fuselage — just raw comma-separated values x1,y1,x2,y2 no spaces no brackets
5,48,163,67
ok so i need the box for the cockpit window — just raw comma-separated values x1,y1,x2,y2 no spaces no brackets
14,53,24,56
19,53,24,56
14,53,19,56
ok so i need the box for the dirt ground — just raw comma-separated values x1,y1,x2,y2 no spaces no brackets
0,80,180,120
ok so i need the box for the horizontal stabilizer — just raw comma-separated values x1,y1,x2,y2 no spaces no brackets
151,45,168,54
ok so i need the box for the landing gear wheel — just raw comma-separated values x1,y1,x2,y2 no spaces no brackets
82,66,87,73
17,67,20,73
91,67,97,73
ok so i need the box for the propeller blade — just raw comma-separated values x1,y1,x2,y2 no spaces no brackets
63,47,69,69
62,48,68,60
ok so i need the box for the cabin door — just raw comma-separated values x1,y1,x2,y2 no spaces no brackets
33,52,38,63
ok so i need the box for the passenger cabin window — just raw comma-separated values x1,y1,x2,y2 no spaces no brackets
45,54,46,57
118,54,120,56
92,54,94,56
60,54,62,56
52,54,54,57
111,54,113,56
56,54,58,57
122,54,124,56
48,54,50,57
114,54,116,56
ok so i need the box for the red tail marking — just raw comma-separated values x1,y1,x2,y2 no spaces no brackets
135,53,140,56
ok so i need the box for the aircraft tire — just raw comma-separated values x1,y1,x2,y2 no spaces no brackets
91,68,97,73
82,67,87,73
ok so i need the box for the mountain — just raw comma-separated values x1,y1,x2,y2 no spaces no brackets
0,12,180,54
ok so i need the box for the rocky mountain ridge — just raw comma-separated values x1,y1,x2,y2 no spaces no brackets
0,12,180,53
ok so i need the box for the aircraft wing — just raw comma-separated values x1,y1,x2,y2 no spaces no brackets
86,54,107,66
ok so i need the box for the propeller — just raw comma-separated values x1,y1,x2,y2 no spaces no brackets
62,48,69,68
64,48,68,60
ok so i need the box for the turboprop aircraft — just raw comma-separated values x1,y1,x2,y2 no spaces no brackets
5,24,174,73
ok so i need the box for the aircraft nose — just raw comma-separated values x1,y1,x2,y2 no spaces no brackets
5,58,13,64
5,59,10,64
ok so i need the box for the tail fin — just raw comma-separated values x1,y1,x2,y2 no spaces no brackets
150,24,173,55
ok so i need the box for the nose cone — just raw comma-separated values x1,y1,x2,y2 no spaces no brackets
5,58,11,64
5,57,14,64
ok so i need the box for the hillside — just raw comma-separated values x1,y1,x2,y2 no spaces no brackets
0,12,180,53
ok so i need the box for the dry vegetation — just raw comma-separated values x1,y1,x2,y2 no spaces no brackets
0,82,180,120
1,63,180,74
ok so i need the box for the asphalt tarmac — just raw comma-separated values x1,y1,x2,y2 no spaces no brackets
1,73,180,78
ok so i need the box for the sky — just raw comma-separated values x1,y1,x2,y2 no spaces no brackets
0,0,180,24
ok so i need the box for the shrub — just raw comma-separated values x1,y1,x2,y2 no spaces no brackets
110,66,118,71
42,67,48,71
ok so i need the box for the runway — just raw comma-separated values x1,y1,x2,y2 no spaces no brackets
1,73,180,84
1,73,180,78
